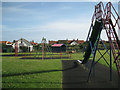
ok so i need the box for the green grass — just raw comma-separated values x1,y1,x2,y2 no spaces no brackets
2,50,118,88
2,57,62,88
95,50,117,70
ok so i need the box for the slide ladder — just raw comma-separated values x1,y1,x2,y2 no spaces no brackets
103,2,120,76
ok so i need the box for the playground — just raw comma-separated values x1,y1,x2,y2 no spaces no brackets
2,1,120,89
2,47,120,88
2,51,119,88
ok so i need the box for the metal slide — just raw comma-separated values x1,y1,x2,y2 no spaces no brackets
82,20,102,64
81,2,120,76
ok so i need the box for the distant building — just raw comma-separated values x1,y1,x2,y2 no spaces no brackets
51,44,66,52
70,40,79,45
77,40,85,44
0,41,12,45
0,41,12,52
67,40,73,44
49,39,85,46
30,41,38,46
57,40,68,44
13,38,33,52
49,40,58,45
69,40,85,45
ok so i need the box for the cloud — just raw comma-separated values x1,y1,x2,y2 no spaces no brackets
2,16,110,42
2,3,51,22
60,6,73,10
2,5,34,14
2,1,113,41
40,21,88,32
3,19,89,31
2,18,91,41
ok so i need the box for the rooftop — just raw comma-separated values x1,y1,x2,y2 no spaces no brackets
51,44,65,47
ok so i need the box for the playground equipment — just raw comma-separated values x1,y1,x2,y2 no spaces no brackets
81,2,120,81
15,41,18,56
41,37,47,60
41,37,53,59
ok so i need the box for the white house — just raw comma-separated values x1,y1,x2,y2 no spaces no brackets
69,40,85,45
13,38,33,52
70,41,79,45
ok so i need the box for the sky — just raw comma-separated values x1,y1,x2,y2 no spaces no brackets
1,1,119,43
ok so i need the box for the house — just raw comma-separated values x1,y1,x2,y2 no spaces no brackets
77,40,85,44
49,40,76,45
49,39,85,46
70,40,79,45
67,40,73,44
57,40,68,44
13,38,33,52
0,41,12,45
30,41,38,46
49,40,58,45
0,41,13,52
69,40,85,45
51,44,66,52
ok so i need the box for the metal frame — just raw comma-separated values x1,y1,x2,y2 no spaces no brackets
15,41,18,56
41,37,53,59
83,2,120,82
41,37,47,60
87,35,112,82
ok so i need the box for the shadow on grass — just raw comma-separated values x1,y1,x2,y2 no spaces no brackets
2,81,62,84
20,57,70,59
3,81,87,85
2,62,78,77
1,53,66,57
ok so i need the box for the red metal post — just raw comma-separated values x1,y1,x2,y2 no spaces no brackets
15,42,18,56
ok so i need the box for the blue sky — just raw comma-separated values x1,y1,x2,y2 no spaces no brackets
2,2,118,43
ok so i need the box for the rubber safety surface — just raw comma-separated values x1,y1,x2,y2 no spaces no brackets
62,60,119,88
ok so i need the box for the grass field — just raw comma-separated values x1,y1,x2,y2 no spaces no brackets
2,57,62,88
2,50,118,88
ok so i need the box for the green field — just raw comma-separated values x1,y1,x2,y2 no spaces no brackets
2,57,63,88
2,50,117,88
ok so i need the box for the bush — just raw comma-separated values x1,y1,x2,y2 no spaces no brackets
2,44,14,53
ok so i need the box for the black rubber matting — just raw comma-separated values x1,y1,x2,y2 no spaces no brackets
62,60,119,88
